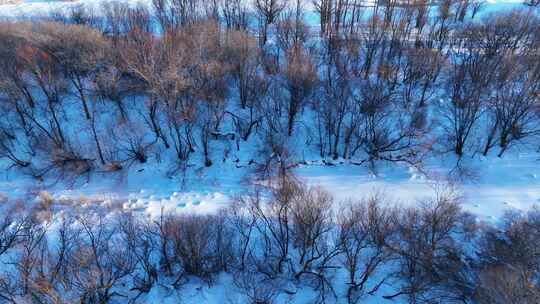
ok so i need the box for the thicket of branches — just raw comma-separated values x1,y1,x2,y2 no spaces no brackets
0,176,537,303
0,0,538,180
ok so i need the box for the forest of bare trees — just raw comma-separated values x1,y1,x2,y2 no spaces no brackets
0,0,537,180
0,174,537,303
0,1,538,302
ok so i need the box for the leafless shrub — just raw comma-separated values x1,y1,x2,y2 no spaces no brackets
289,186,340,302
233,269,281,304
384,187,477,303
0,208,28,257
227,197,259,272
156,212,233,286
337,194,397,303
109,119,153,166
49,3,101,29
2,217,50,303
237,176,341,302
152,0,206,31
28,145,94,183
221,0,250,30
254,0,287,45
68,214,136,303
12,215,74,303
474,208,540,303
282,46,318,137
475,264,540,304
224,30,266,140
253,124,295,181
0,212,140,303
119,213,159,299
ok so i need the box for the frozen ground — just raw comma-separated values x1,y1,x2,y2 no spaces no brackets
297,152,540,222
1,149,539,222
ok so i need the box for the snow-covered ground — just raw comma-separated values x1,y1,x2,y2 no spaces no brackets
297,152,540,221
1,148,539,222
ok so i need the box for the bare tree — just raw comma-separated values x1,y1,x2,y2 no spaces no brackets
475,208,540,304
239,176,341,302
282,46,318,136
233,268,281,304
483,59,540,157
254,0,288,45
479,11,540,156
69,214,136,303
221,0,250,30
33,23,111,165
152,0,204,32
313,57,355,159
338,195,397,303
475,265,540,304
440,26,494,157
383,186,477,303
119,214,158,298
